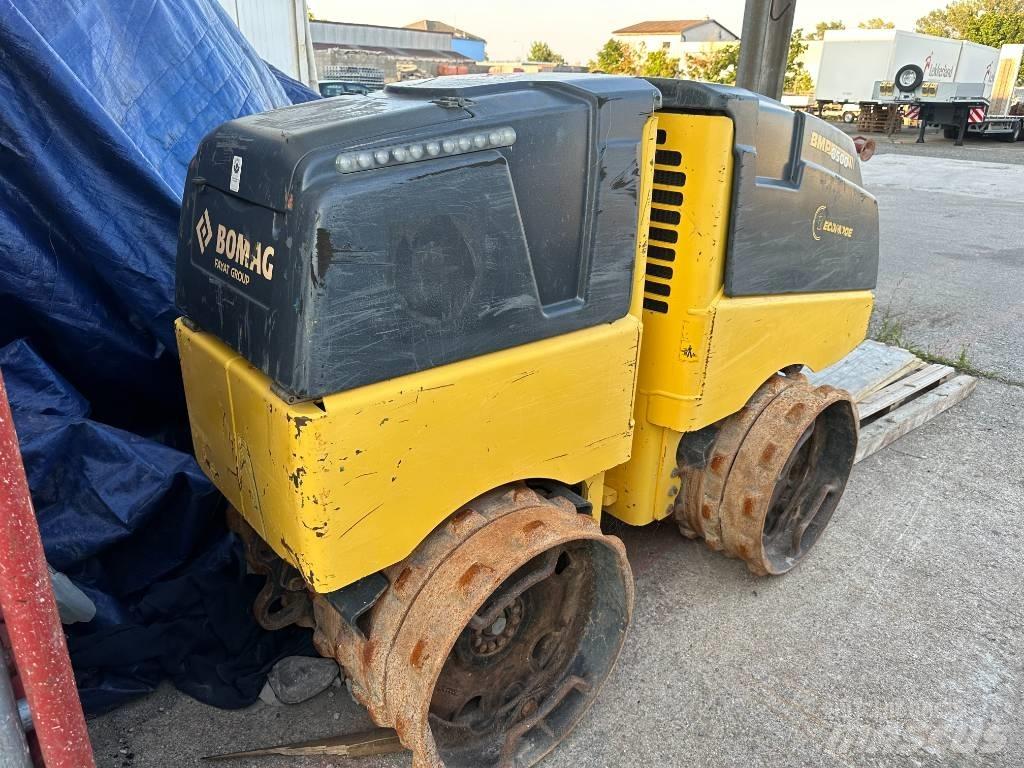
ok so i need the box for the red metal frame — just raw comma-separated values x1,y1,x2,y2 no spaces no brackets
0,372,94,767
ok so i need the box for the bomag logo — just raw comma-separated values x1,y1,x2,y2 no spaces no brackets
195,209,213,253
812,205,854,241
195,209,275,287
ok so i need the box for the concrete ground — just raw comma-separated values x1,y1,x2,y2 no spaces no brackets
839,121,1024,166
89,138,1024,767
861,135,1024,385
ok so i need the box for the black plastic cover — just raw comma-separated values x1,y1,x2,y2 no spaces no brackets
176,75,658,399
646,79,879,297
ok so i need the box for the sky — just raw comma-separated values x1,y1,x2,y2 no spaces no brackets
308,0,949,64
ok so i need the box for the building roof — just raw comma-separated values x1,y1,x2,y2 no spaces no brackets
312,42,473,61
405,20,486,43
613,19,714,35
314,19,442,34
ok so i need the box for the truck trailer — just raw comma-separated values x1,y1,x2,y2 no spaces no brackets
878,44,1024,145
815,29,973,107
175,74,878,767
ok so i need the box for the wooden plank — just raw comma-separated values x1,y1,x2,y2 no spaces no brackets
807,340,919,401
863,358,927,399
856,363,955,420
204,728,403,760
854,375,978,464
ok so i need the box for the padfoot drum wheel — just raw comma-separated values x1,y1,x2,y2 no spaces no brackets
313,484,634,767
676,374,858,575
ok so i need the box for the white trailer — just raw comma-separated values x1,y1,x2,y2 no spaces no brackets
959,41,1000,93
814,29,965,105
880,44,1024,145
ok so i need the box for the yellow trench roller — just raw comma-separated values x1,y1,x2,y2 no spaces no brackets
175,75,877,767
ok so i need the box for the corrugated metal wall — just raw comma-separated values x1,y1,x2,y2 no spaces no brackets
218,0,316,84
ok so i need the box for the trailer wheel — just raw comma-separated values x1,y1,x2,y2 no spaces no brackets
842,111,855,124
943,126,958,139
895,64,924,93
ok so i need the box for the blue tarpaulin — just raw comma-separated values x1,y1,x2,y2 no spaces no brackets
0,0,320,712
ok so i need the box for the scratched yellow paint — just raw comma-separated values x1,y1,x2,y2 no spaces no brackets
603,113,873,526
177,316,642,592
177,111,872,583
176,116,658,593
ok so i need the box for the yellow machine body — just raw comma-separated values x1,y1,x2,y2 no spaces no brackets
175,117,656,593
178,316,639,594
177,111,871,593
603,114,873,525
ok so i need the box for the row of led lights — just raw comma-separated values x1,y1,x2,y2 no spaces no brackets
335,126,517,173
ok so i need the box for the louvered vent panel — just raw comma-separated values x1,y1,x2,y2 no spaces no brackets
643,123,686,314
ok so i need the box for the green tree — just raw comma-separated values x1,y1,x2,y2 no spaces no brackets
916,0,1024,47
528,41,565,64
642,48,681,78
589,39,641,74
685,32,814,90
859,17,895,29
684,43,740,83
808,20,846,40
787,68,815,94
785,31,814,93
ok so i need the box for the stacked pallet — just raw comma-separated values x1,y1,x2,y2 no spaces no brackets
857,103,903,133
808,340,977,463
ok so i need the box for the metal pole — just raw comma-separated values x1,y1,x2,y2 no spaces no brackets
0,653,32,768
736,0,798,100
761,0,796,100
736,0,769,92
0,373,95,768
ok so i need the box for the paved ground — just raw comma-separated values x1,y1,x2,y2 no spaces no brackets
860,138,1024,383
841,124,1024,166
89,141,1024,767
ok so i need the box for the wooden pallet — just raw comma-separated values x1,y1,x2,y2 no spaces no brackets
807,340,919,400
856,103,903,133
854,371,976,462
808,341,978,464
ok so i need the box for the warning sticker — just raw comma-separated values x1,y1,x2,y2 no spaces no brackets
230,155,243,192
